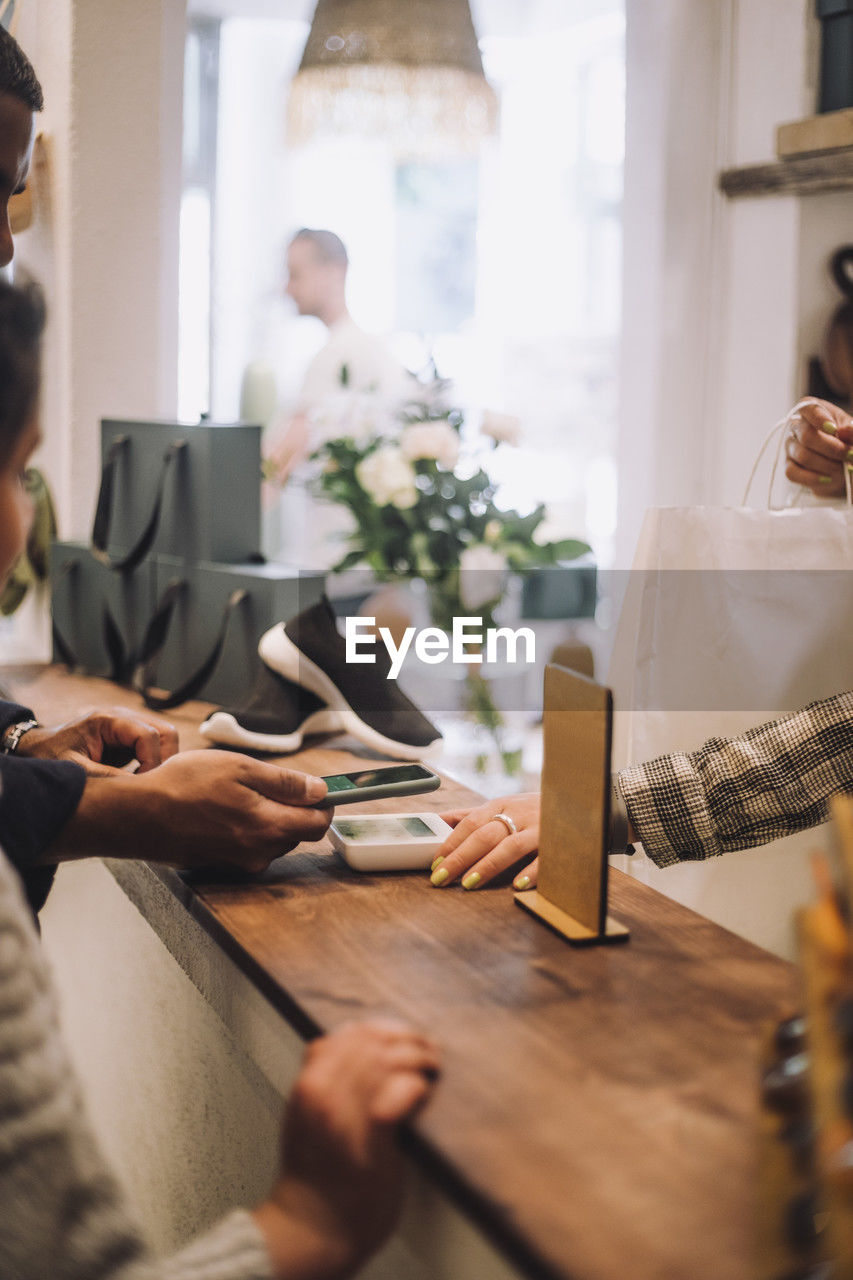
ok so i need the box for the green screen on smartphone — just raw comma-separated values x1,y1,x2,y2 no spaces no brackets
323,765,430,794
318,764,439,807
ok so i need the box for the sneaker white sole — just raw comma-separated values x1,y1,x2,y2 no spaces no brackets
199,707,344,754
259,625,443,762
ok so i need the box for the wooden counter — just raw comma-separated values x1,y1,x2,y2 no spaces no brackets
7,665,798,1280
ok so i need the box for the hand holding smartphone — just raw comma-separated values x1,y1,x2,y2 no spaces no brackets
317,763,440,808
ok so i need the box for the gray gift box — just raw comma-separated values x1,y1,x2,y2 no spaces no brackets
519,558,598,620
99,418,262,566
51,540,156,678
148,558,325,706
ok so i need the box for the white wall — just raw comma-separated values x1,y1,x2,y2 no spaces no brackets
12,0,73,538
616,0,730,565
614,0,853,958
13,0,185,540
616,0,849,559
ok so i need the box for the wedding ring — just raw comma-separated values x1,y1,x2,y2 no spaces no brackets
491,812,517,837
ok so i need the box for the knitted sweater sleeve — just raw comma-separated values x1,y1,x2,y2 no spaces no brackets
0,849,274,1280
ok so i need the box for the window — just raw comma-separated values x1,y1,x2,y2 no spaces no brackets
180,1,624,561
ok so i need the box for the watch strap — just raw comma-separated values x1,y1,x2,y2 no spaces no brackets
1,718,40,754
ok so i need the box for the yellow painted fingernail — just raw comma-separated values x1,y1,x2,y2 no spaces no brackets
818,475,832,484
846,448,853,461
431,867,449,887
462,871,481,890
515,875,530,891
823,420,838,435
430,855,444,872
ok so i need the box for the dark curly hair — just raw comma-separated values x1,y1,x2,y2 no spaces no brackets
0,26,43,111
0,280,45,465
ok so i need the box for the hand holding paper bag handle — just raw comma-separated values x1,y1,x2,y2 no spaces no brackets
746,397,853,508
91,435,186,572
784,398,853,501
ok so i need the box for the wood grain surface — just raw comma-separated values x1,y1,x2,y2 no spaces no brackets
719,148,853,199
6,665,799,1280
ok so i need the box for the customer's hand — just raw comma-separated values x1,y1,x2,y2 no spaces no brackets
52,749,332,872
255,1020,440,1280
263,412,311,489
17,708,179,775
431,792,541,892
785,398,853,498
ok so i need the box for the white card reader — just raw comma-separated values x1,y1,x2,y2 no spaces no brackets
329,812,452,872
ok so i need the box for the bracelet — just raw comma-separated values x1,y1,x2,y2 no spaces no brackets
1,718,40,754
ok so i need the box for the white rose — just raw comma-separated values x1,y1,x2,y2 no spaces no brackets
400,421,460,470
480,410,521,446
356,446,418,509
310,390,395,446
459,544,508,610
390,485,418,510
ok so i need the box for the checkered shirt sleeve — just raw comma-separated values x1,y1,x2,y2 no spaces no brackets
616,691,853,868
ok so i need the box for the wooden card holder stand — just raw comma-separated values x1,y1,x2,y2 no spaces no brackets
514,664,629,946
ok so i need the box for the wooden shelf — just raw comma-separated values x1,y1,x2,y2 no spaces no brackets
719,148,853,199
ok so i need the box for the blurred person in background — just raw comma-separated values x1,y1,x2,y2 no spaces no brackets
266,228,411,485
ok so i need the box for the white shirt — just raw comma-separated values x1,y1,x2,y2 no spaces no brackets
272,319,411,570
298,316,410,413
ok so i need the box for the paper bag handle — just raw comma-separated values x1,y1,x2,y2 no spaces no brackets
51,555,132,682
92,436,186,572
133,579,249,710
742,400,853,509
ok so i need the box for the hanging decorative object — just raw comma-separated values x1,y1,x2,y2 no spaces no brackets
288,0,498,157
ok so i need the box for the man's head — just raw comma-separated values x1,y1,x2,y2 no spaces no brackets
0,27,43,269
284,229,349,326
0,280,44,579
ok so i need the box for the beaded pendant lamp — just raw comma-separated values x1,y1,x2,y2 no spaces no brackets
287,0,499,157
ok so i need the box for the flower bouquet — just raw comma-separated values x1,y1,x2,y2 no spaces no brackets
311,376,590,774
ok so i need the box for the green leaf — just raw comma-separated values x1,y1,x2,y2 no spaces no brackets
543,538,593,562
331,548,366,573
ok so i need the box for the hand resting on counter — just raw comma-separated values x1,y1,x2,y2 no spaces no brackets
256,1020,440,1280
17,707,179,774
432,792,541,892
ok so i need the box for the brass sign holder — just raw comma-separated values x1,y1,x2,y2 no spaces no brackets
515,664,629,946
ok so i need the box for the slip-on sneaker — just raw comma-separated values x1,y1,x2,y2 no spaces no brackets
200,662,344,753
258,597,443,761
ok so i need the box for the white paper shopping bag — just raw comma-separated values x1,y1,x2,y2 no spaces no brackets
608,410,853,959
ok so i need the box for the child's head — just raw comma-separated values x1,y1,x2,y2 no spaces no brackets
0,280,44,581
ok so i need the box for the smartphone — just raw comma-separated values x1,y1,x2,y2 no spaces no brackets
329,812,452,872
317,763,440,808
